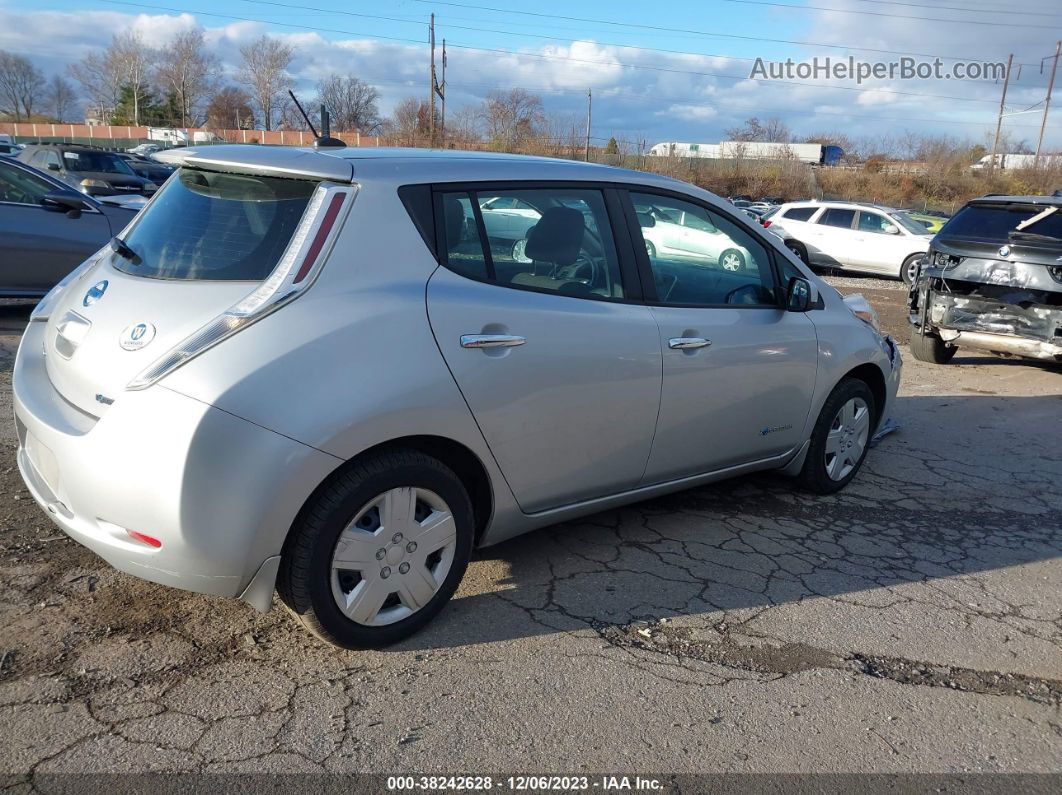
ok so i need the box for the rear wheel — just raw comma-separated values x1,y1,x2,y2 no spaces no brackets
798,378,876,494
785,241,809,265
909,327,957,364
645,240,656,258
720,248,746,271
278,449,474,649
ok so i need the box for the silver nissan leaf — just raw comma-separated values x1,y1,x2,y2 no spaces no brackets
13,145,901,649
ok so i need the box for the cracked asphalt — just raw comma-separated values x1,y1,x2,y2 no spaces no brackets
0,278,1060,780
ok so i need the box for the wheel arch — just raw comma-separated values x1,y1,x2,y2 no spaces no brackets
288,435,496,552
841,362,887,428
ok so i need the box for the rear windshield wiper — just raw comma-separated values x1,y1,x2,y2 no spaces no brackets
109,236,141,264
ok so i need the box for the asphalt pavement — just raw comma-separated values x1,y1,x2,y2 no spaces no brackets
1,280,1060,783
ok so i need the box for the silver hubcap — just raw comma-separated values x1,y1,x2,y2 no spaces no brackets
824,397,871,481
721,252,742,271
330,487,456,626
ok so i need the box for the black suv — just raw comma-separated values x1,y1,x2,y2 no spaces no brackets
17,143,158,197
908,194,1062,364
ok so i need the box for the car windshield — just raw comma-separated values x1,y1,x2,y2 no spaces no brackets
62,150,136,175
888,211,932,235
114,168,318,280
939,203,1062,244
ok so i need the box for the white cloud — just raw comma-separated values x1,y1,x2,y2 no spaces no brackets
0,3,1057,150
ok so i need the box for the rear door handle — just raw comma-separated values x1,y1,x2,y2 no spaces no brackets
460,334,527,349
668,337,711,350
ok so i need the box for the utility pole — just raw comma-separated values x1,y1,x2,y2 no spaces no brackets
1035,40,1060,166
427,15,447,147
438,40,447,146
990,54,1013,173
428,14,436,145
584,88,592,162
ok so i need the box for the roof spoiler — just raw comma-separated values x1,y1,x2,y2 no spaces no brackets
154,145,354,183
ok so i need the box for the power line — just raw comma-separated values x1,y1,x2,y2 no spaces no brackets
717,0,1062,29
107,0,1009,106
846,0,1062,18
386,0,1047,65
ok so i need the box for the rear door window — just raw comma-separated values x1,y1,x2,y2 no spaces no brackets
818,208,856,229
437,187,626,301
115,168,318,280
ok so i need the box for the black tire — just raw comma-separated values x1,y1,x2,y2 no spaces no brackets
901,253,923,286
277,449,474,650
645,239,656,258
719,248,746,271
785,240,809,265
909,327,957,364
797,378,877,495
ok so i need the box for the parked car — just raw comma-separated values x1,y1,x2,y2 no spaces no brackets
128,143,162,156
905,211,945,234
0,156,137,296
0,142,22,156
636,200,755,271
113,152,175,184
14,145,901,649
17,143,158,197
766,200,933,284
907,194,1062,363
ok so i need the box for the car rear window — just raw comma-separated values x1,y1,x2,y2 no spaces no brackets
115,168,317,280
940,203,1062,244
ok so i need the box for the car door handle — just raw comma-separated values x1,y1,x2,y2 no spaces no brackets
668,337,711,350
460,334,527,349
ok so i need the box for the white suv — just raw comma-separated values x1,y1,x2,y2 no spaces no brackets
767,201,933,284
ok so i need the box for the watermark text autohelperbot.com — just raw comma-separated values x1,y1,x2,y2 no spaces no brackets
750,56,1007,83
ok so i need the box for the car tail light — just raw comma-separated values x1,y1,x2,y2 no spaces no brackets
762,220,772,228
126,183,356,390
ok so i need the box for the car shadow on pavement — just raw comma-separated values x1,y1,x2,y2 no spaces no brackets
406,393,1062,651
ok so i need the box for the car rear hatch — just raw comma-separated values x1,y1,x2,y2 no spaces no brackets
38,146,356,417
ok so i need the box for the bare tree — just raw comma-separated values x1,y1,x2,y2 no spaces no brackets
238,36,294,131
206,86,255,130
44,74,77,122
316,75,380,133
480,88,544,149
723,116,791,143
390,97,431,145
156,29,217,127
110,31,154,126
0,50,46,121
70,49,122,124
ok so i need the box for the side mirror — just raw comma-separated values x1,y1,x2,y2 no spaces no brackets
47,162,60,171
786,276,812,312
883,224,899,235
41,190,87,219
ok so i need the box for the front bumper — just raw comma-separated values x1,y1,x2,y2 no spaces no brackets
13,321,340,600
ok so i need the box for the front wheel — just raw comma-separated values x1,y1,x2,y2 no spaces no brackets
644,239,657,258
278,449,474,649
797,378,876,494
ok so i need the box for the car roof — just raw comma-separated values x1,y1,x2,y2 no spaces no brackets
780,199,898,213
967,194,1062,207
155,144,694,192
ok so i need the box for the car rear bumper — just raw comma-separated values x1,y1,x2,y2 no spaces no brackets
13,320,341,600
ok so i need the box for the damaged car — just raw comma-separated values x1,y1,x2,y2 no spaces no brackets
908,194,1062,364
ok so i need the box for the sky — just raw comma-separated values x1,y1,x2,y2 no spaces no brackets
1,0,1060,151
